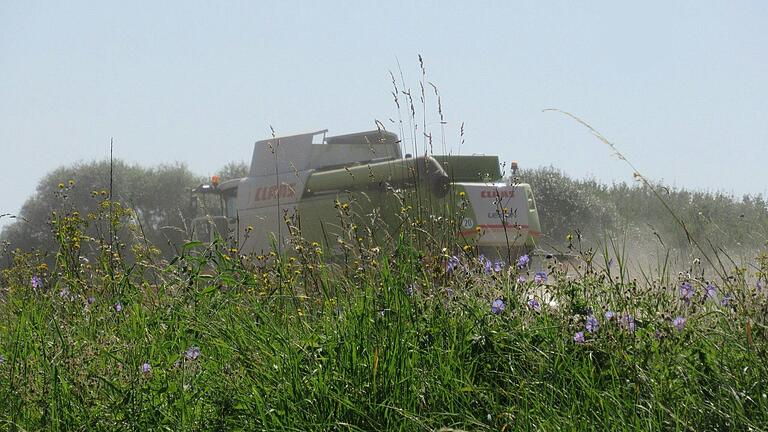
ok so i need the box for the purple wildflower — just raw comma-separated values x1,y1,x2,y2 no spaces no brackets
757,280,763,291
621,314,636,333
114,302,123,313
705,283,716,300
604,310,615,321
721,293,732,307
585,315,599,333
493,260,504,273
446,255,461,273
405,284,415,296
573,331,585,344
517,275,527,284
680,282,695,303
527,298,541,312
141,363,151,374
184,346,201,361
672,316,686,331
491,298,505,314
516,254,530,269
87,296,95,305
31,275,42,289
534,271,548,284
482,257,492,274
59,288,70,299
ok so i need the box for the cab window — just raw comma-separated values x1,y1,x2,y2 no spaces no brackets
225,194,237,219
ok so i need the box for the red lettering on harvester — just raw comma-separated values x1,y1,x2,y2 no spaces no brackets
253,183,297,202
480,189,515,199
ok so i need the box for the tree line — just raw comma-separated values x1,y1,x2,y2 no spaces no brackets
2,161,765,266
522,167,768,254
0,160,248,265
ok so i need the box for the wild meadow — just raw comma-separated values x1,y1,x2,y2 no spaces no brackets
1,173,767,431
2,69,767,430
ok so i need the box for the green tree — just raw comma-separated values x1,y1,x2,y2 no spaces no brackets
1,160,202,260
521,166,768,253
521,167,618,246
215,160,249,181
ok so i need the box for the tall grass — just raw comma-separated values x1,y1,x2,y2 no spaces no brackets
0,178,767,430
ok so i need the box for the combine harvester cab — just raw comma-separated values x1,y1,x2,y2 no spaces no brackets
443,156,542,260
191,129,541,260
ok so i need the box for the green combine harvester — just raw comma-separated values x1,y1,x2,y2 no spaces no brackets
191,129,541,259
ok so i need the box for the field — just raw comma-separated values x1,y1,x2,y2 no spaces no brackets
1,180,767,431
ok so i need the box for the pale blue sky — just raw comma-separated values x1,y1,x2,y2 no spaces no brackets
2,1,767,229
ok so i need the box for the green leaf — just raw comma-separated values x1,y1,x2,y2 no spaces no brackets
182,241,204,251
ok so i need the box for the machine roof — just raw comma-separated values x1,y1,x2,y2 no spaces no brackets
249,129,402,177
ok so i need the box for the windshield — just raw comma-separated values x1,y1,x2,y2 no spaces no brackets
192,184,237,219
225,194,237,219
193,191,223,218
